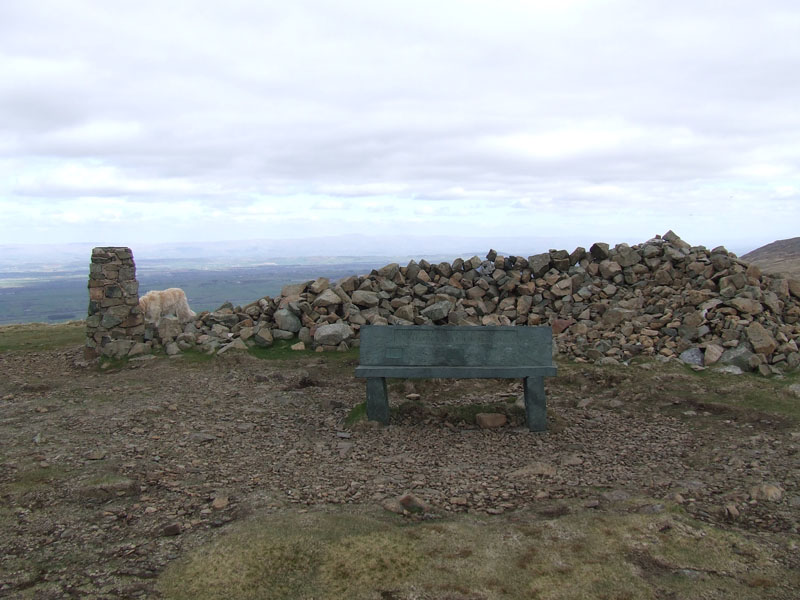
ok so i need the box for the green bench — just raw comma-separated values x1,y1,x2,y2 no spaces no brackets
354,325,557,432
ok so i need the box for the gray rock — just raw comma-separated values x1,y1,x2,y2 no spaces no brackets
746,322,777,355
351,290,380,308
309,277,330,294
610,243,641,267
421,300,452,321
102,339,134,359
312,289,343,308
217,338,248,354
273,309,301,333
590,242,610,260
157,316,183,341
314,322,354,346
281,282,309,296
719,346,755,371
272,328,295,340
253,327,274,347
528,253,551,277
679,348,704,366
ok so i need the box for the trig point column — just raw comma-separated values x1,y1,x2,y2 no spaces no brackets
85,247,144,359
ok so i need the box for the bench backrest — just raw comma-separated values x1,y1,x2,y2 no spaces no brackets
358,325,553,368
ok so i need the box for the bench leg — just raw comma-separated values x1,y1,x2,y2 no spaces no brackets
365,377,390,424
523,376,547,432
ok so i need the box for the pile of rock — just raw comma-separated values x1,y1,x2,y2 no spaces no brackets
143,231,800,375
85,247,145,359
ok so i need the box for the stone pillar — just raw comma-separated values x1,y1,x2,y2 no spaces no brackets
85,247,144,359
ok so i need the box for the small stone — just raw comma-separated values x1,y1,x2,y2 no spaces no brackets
190,432,217,443
475,413,507,429
749,484,784,502
560,454,583,467
86,449,107,461
211,496,229,510
723,503,740,519
162,523,182,536
398,493,429,513
405,393,421,400
450,497,468,506
290,342,305,351
704,344,724,365
511,462,557,477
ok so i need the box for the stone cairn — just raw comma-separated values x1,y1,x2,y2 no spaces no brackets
85,247,144,359
114,232,800,376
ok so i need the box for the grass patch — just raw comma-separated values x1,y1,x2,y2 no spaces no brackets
678,366,800,423
0,321,85,353
4,464,69,494
159,505,799,600
344,401,367,426
179,348,216,364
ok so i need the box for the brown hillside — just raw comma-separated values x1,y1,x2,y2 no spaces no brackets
742,237,800,279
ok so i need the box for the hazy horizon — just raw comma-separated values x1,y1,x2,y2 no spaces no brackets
0,230,771,274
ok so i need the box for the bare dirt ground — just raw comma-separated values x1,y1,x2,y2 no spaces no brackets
1,327,799,598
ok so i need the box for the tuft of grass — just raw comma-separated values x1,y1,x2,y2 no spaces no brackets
344,402,367,426
4,464,69,493
179,348,216,364
159,505,799,600
247,339,319,360
0,321,85,353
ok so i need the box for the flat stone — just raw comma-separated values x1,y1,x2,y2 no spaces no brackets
314,322,353,346
475,413,507,429
749,483,783,502
679,348,704,366
510,462,557,477
211,496,229,510
730,297,763,315
162,523,182,536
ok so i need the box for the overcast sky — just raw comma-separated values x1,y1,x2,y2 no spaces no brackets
1,0,798,256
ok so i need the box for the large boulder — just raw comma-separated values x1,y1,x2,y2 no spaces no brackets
314,322,354,346
273,309,301,333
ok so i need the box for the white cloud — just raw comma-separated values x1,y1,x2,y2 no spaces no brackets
0,0,798,252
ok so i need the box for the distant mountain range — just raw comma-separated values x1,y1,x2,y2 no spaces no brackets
741,237,800,279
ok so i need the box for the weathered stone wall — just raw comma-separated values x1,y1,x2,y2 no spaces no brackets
107,231,800,375
85,247,145,359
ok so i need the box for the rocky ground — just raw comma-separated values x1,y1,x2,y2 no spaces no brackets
1,339,799,598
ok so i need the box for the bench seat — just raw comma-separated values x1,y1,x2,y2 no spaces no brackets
354,325,556,432
354,365,557,379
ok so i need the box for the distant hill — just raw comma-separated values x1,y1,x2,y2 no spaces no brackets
741,237,800,279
